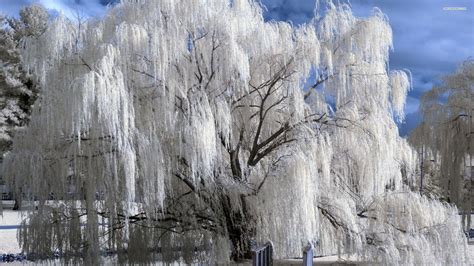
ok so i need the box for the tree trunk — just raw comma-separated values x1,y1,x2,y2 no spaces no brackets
13,198,20,210
221,194,256,261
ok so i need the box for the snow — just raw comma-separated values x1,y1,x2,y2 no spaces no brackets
0,210,22,254
0,210,23,225
0,230,20,254
469,242,474,260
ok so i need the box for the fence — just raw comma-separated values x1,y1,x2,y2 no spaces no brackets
252,241,273,266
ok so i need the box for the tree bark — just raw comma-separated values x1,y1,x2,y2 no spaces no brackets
220,194,255,261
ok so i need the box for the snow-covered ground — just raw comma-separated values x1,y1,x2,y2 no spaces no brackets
0,210,22,254
469,242,474,264
1,210,474,263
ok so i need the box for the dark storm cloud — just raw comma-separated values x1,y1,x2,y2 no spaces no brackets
398,111,422,137
98,0,118,5
260,0,315,25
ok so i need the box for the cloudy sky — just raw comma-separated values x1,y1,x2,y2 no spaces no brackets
1,0,473,136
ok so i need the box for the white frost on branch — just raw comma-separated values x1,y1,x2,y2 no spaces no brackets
390,70,411,120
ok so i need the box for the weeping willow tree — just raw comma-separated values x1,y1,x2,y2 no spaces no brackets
410,60,474,233
2,0,469,264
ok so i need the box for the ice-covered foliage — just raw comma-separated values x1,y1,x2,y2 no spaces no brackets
0,6,47,161
0,6,46,165
390,70,411,120
361,192,468,264
2,0,469,264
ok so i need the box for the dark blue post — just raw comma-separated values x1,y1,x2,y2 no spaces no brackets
303,243,313,266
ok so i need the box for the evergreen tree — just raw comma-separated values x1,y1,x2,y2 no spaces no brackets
0,5,48,160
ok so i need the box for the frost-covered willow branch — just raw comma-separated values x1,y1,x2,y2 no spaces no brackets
1,0,469,264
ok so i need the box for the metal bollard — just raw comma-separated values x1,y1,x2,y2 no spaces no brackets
303,243,313,266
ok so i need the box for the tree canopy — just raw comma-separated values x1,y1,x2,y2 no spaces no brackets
410,59,473,231
2,0,469,264
0,5,47,161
